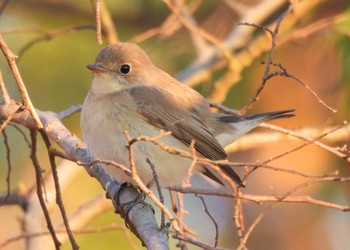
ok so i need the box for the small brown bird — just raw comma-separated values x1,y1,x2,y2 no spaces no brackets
81,42,294,188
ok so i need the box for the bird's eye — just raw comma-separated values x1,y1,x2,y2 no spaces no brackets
119,64,132,75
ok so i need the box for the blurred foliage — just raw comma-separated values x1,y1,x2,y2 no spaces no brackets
336,6,350,116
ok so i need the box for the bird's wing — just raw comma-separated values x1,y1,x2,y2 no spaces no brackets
130,86,242,185
130,86,226,160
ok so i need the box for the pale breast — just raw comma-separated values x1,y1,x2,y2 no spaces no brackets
81,92,199,187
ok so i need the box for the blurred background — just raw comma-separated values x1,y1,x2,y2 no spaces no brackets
0,0,350,249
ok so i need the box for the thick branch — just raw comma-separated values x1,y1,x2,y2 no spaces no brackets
0,101,168,249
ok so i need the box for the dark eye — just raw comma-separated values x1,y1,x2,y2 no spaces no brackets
119,64,132,75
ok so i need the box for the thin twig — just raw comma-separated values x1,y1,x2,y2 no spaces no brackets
146,158,166,229
170,0,209,55
161,0,231,60
92,0,103,45
239,174,350,247
261,122,350,162
0,102,166,248
278,13,347,44
56,104,82,120
238,7,290,113
0,68,10,104
178,0,322,89
277,176,350,204
29,130,61,249
89,0,118,44
127,130,341,181
234,190,244,240
0,35,43,129
242,122,347,182
175,191,185,234
77,158,132,176
183,140,197,187
174,234,227,250
16,25,96,58
209,99,348,160
273,62,337,113
1,129,12,202
195,194,219,247
174,191,196,249
130,0,201,44
236,8,336,114
169,185,350,211
9,123,31,148
125,131,183,234
238,205,273,250
39,130,79,250
0,224,135,249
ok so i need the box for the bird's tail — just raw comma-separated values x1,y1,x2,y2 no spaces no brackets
219,109,295,124
215,109,295,148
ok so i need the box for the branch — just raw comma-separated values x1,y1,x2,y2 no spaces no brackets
169,186,350,212
39,130,79,250
90,0,118,44
0,193,28,211
225,122,350,153
162,0,229,59
91,0,102,45
0,68,10,104
12,25,96,58
29,129,61,249
177,0,322,91
1,129,11,200
0,35,43,129
0,224,135,250
0,0,9,15
0,101,168,249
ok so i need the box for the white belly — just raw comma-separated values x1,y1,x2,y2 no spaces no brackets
81,94,199,187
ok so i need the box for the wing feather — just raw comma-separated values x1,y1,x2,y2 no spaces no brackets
130,86,242,185
131,86,226,159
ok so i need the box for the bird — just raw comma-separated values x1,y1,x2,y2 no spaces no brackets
80,42,294,188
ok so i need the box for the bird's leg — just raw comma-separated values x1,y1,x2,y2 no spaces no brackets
146,158,169,229
114,182,155,229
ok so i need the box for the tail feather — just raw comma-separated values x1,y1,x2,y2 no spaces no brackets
215,109,295,147
210,109,295,186
219,109,295,124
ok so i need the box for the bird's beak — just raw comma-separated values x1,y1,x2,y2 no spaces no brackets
86,63,107,73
